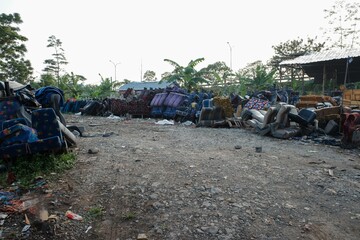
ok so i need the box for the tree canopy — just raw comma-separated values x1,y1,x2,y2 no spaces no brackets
0,13,33,83
161,58,209,91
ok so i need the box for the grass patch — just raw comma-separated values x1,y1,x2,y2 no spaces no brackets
87,206,104,219
122,211,136,220
0,152,76,188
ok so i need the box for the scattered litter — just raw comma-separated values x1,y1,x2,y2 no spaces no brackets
65,210,83,221
20,198,39,212
328,169,334,177
234,145,242,150
22,225,31,232
155,119,174,125
107,114,122,120
0,213,8,226
40,209,49,221
85,226,92,233
48,214,58,223
181,121,195,126
308,150,318,153
88,148,99,154
0,191,16,204
24,214,30,225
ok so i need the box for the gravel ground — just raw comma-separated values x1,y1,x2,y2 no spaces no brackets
3,114,360,240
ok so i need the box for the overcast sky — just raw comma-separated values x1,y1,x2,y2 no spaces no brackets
2,0,336,84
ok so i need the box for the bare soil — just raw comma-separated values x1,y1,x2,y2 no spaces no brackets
5,114,360,240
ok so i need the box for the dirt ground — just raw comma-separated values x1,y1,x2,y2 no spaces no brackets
4,113,360,240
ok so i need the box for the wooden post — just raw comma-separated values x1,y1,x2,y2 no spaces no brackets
322,64,326,95
301,68,305,95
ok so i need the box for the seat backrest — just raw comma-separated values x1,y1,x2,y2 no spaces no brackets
0,97,22,123
31,108,63,140
0,96,32,128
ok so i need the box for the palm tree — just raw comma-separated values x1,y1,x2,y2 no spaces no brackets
161,58,209,91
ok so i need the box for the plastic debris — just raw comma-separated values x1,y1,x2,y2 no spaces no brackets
24,214,30,225
22,225,31,232
65,210,83,221
20,198,39,212
85,226,92,233
155,119,174,125
39,209,49,221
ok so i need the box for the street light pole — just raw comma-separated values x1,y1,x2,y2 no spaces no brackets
227,42,233,70
109,60,121,82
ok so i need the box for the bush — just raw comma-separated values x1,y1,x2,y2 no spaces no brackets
0,153,76,187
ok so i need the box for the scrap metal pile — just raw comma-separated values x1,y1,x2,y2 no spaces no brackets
60,84,360,149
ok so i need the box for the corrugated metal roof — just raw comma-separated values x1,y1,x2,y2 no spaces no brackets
118,81,172,91
280,48,360,65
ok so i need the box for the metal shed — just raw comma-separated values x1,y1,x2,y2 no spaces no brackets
118,81,172,93
280,48,360,93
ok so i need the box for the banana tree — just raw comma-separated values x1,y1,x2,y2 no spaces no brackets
161,58,209,91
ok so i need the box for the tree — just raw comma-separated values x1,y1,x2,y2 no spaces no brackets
270,37,325,90
43,35,68,86
59,72,86,98
91,73,122,98
0,13,33,83
270,37,325,66
143,70,157,81
161,58,209,91
38,73,57,87
235,61,276,95
322,0,360,49
203,61,233,85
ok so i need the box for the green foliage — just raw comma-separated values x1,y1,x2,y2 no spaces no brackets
143,70,157,81
0,13,33,83
43,35,68,86
87,206,104,219
0,153,75,187
203,61,234,88
122,211,136,220
37,73,57,87
59,72,86,98
235,61,276,95
270,37,325,67
161,58,209,91
85,74,121,98
270,37,325,90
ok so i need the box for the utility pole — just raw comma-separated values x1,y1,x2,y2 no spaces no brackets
109,60,121,82
109,60,121,91
227,42,233,70
140,59,143,82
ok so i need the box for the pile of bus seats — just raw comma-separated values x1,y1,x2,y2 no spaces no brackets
0,106,75,160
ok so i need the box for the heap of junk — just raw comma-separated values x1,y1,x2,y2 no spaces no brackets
0,81,77,161
1,77,360,164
